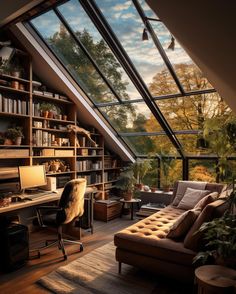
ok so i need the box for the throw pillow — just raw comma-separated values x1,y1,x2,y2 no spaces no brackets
177,188,210,210
166,208,201,239
194,192,218,210
184,199,229,251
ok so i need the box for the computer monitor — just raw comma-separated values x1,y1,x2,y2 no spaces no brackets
18,165,47,191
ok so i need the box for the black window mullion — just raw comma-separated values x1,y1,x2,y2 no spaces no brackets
132,0,185,96
79,0,185,158
54,7,123,104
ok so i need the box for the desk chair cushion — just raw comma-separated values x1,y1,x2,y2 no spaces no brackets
57,178,86,225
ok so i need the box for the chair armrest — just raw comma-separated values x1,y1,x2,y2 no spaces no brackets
36,206,62,227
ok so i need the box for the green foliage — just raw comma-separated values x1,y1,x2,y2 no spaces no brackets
5,126,24,140
157,150,176,187
193,189,236,267
115,166,136,193
39,102,55,112
132,159,151,184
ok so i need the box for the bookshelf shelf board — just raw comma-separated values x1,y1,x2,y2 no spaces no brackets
32,116,74,124
0,112,30,118
0,73,30,83
33,93,73,104
76,169,103,173
32,127,69,133
33,146,75,149
2,156,30,159
0,85,30,94
76,155,103,158
33,155,76,158
0,145,30,148
104,180,118,184
104,167,121,170
87,182,103,186
46,171,75,175
104,186,115,190
77,147,103,149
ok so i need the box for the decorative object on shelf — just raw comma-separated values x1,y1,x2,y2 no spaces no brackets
5,126,24,145
0,193,11,207
39,102,56,118
151,187,157,193
67,124,98,147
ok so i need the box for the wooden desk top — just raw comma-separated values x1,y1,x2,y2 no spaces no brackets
0,186,96,214
0,189,63,214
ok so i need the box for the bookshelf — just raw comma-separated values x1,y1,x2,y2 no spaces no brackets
0,47,122,198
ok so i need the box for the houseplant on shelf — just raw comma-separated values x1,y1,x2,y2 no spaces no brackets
5,126,24,145
115,166,137,201
193,186,236,269
39,102,55,118
133,159,151,190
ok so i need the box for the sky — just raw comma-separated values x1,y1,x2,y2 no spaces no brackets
31,0,209,101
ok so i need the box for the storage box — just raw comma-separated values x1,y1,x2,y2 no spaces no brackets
80,148,88,156
94,200,122,222
42,149,54,156
54,149,74,156
0,149,29,158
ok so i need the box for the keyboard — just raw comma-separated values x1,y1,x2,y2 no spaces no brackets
12,191,55,201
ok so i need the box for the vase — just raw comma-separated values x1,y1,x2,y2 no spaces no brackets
14,136,22,145
48,111,54,119
42,111,49,118
124,192,133,201
4,138,13,145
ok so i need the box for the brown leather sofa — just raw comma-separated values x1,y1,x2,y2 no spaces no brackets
114,182,226,282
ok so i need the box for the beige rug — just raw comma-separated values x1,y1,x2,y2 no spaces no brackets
38,242,157,294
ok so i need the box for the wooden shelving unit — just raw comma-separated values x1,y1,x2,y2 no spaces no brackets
0,47,122,198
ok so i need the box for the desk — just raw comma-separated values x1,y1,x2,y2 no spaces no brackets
0,188,94,236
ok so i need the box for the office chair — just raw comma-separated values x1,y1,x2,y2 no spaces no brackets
35,178,86,260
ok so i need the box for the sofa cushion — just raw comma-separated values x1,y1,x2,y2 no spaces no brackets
172,181,207,206
177,188,210,210
184,199,229,251
114,206,196,266
194,192,218,210
167,208,201,239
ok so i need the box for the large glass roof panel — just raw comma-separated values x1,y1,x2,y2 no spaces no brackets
94,0,180,96
151,21,213,92
176,134,210,155
122,135,179,156
31,11,119,103
99,102,162,133
137,0,159,19
156,93,229,131
57,0,141,101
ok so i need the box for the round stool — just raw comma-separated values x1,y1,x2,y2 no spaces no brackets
195,265,236,294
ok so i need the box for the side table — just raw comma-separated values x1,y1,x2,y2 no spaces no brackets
195,265,236,294
120,198,141,220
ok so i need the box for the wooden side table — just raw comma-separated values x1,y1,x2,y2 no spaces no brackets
195,265,236,294
120,198,141,220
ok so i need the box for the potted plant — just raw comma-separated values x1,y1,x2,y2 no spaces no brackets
39,102,54,118
157,151,175,192
133,159,151,190
193,187,236,269
5,126,24,145
115,166,137,201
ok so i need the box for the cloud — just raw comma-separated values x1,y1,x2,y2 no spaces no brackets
121,12,136,19
113,1,131,11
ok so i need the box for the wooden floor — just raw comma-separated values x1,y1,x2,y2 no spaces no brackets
0,217,194,294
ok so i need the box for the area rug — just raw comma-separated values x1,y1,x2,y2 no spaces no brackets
38,242,157,294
